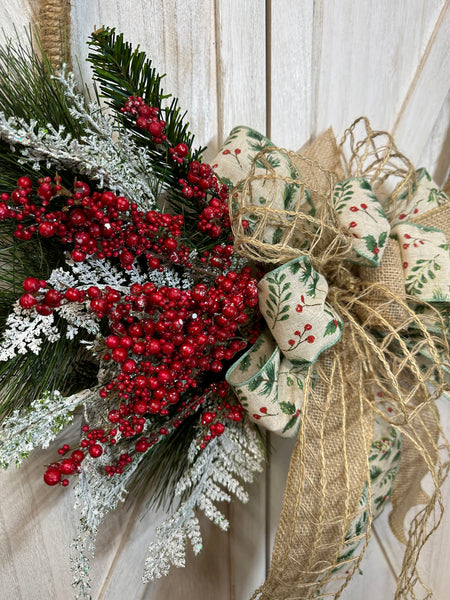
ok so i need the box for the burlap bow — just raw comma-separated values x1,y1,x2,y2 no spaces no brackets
214,118,450,599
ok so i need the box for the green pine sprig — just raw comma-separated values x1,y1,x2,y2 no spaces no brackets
87,28,203,166
86,27,223,247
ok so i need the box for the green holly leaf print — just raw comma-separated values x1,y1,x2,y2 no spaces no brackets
219,175,235,189
264,271,292,327
374,494,388,512
363,234,377,252
225,127,243,142
359,179,372,191
324,319,339,336
333,179,355,214
337,548,358,563
239,353,251,373
246,128,267,144
261,361,277,396
406,255,442,295
370,465,383,482
285,374,294,386
429,188,448,206
255,152,281,171
272,227,283,244
296,260,320,298
282,413,300,433
354,514,368,537
247,377,261,392
283,183,298,210
289,260,302,275
279,401,296,415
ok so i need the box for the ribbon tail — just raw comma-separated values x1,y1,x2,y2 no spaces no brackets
252,330,374,600
389,397,441,543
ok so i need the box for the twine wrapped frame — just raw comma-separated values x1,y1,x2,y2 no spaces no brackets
227,118,450,600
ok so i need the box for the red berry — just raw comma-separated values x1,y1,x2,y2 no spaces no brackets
115,197,129,212
38,222,55,237
60,459,76,475
65,288,81,302
19,293,37,309
71,250,86,262
105,335,120,349
202,412,215,425
121,358,137,374
174,143,189,158
89,444,103,458
135,438,149,453
71,450,85,463
108,410,120,423
22,277,40,293
134,400,147,415
35,303,53,316
44,466,62,486
112,347,128,363
44,289,62,306
17,176,32,189
214,422,225,435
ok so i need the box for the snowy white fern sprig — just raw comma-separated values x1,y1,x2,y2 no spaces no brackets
142,417,264,581
0,388,97,468
0,301,60,359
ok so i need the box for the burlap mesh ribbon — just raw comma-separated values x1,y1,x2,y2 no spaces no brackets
223,119,450,599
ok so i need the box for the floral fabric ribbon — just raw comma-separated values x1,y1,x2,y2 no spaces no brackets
219,126,449,437
212,124,450,597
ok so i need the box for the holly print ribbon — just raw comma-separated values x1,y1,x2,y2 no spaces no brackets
217,127,450,438
226,257,342,437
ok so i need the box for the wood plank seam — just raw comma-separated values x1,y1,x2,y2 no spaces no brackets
392,0,450,149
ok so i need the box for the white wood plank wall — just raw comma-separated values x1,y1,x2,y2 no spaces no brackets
0,1,449,599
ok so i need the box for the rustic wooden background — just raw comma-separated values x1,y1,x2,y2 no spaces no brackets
0,1,449,599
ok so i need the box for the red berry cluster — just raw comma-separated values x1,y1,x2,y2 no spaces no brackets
121,96,232,241
1,178,189,271
198,389,244,450
43,448,85,486
121,96,166,143
179,161,231,240
21,267,258,485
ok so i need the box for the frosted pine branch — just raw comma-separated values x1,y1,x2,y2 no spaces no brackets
66,257,144,290
142,418,264,582
74,448,145,532
0,301,60,359
0,389,97,468
0,70,159,210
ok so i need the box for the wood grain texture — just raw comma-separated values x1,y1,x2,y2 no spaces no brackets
392,1,450,165
373,398,450,600
312,0,446,139
0,0,34,42
0,1,449,599
215,3,268,596
269,0,315,148
419,90,450,187
0,421,129,600
71,0,219,157
215,0,267,143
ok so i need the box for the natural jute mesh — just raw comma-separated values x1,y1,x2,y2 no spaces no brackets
235,118,450,600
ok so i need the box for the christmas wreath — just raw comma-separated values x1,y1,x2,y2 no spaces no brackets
0,28,448,600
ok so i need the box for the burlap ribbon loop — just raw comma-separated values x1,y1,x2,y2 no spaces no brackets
213,118,450,599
